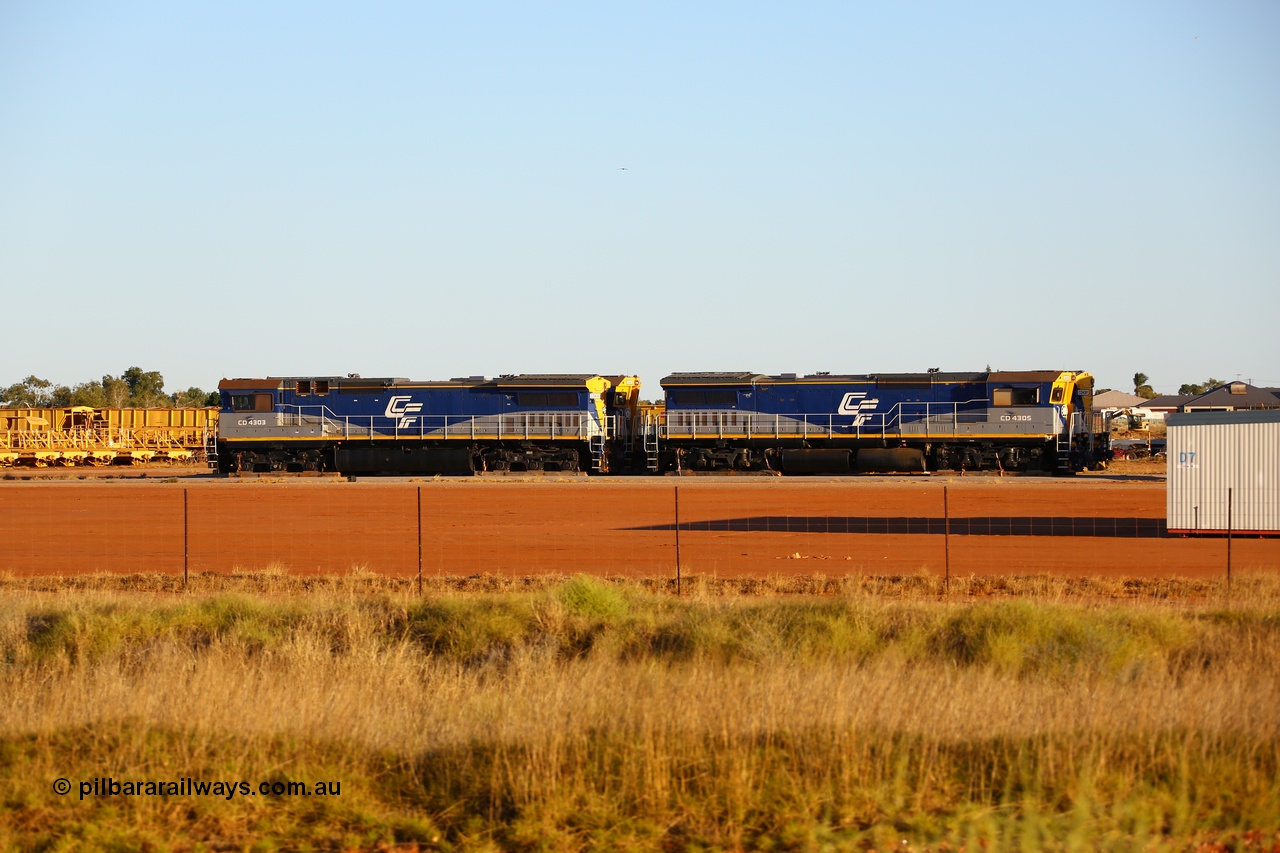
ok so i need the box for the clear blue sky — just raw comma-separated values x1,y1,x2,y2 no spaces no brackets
2,1,1277,397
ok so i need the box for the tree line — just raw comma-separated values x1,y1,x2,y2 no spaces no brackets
1,369,219,409
1131,372,1227,400
1,368,1241,408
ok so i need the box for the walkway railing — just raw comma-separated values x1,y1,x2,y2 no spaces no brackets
658,399,1063,440
279,405,618,441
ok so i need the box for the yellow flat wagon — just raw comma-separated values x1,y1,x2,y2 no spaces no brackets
0,407,217,467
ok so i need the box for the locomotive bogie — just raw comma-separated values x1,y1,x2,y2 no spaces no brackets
476,443,583,473
671,444,756,472
225,445,327,474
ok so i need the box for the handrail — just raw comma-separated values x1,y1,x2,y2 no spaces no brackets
271,405,617,441
658,399,1067,440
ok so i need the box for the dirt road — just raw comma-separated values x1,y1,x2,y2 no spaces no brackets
2,475,1275,578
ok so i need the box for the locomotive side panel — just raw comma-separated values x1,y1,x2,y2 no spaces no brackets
656,370,1103,474
215,375,620,475
211,369,1104,476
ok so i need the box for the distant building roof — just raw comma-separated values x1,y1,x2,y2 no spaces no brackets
1168,409,1280,427
1093,390,1145,409
1181,382,1280,411
1139,395,1194,411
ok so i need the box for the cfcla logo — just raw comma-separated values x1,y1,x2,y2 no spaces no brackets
384,395,423,429
837,392,880,426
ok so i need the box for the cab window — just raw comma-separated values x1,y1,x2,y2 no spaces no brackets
992,387,1038,406
231,393,274,412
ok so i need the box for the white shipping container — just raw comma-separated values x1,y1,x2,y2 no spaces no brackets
1166,410,1280,534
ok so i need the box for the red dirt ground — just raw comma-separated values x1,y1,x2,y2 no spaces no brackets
2,474,1276,579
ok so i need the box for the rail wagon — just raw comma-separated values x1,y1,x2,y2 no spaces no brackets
213,374,642,475
0,405,217,467
641,370,1106,474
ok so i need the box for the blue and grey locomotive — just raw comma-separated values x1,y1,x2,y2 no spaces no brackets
213,369,1105,475
214,374,640,474
645,370,1104,473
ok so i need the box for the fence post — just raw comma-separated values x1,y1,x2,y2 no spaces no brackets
417,486,423,596
675,486,682,595
943,485,950,595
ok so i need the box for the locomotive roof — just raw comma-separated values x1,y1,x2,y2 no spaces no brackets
660,372,767,385
661,370,1078,386
220,374,608,391
219,377,411,391
222,370,1088,393
988,370,1079,383
491,374,605,386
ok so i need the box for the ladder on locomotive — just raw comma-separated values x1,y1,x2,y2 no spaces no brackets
642,413,660,471
203,425,219,470
588,432,607,472
1055,410,1084,472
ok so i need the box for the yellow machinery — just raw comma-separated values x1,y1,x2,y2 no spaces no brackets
0,407,217,467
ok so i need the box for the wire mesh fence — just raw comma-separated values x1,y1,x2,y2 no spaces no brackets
1,480,1277,582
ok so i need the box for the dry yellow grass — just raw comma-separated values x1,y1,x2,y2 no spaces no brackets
1,573,1278,851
